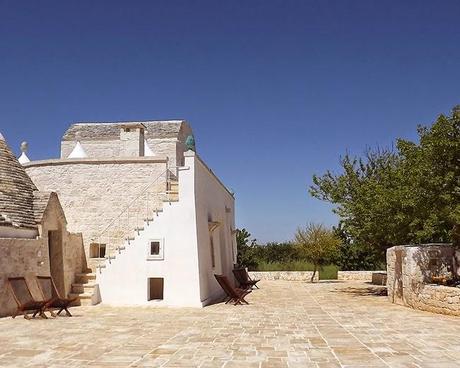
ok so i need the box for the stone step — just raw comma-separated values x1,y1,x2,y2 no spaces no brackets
71,283,96,294
75,273,96,283
69,292,94,306
164,197,179,203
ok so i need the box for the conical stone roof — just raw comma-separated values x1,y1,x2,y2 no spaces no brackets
0,133,37,228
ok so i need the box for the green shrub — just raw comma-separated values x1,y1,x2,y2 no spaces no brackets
319,264,339,280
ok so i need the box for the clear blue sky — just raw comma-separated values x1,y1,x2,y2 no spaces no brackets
1,1,459,243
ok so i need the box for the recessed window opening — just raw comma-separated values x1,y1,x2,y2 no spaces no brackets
210,235,216,268
148,278,164,300
150,241,160,256
147,239,164,260
89,243,106,258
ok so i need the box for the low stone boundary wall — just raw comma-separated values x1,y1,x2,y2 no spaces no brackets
337,271,386,282
248,271,318,282
406,284,460,316
248,271,386,283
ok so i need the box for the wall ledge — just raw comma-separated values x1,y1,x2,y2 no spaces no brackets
23,156,169,168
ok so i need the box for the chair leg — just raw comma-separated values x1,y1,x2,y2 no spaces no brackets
57,308,64,316
64,307,72,317
39,311,48,319
237,296,249,305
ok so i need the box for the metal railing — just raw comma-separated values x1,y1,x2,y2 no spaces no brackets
90,164,179,272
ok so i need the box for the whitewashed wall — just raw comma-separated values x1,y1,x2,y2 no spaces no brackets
191,152,236,305
96,151,236,307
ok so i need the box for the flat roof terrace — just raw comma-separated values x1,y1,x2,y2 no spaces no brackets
0,280,459,367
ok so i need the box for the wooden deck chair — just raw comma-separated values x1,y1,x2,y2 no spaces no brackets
214,274,251,305
7,277,49,319
36,276,77,317
233,268,260,290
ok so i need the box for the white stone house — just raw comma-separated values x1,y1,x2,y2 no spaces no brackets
24,121,237,307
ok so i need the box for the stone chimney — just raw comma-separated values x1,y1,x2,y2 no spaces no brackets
119,123,145,157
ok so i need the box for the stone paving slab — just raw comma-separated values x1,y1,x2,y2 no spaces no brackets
0,280,459,367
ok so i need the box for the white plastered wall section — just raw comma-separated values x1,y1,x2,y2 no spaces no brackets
191,152,236,306
96,155,202,307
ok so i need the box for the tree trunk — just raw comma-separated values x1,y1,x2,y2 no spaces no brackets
311,264,317,282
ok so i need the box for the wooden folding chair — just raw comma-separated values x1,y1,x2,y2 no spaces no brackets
233,268,260,290
7,277,49,319
36,276,77,317
214,274,251,305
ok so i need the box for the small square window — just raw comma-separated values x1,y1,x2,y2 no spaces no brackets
147,239,164,260
151,241,160,255
90,243,106,258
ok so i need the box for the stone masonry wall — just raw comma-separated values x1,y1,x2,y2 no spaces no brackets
249,270,384,283
25,159,168,260
0,238,50,317
386,244,460,315
38,194,85,296
337,271,384,281
249,271,319,282
62,140,121,159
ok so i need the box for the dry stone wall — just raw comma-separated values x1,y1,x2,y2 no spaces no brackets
386,244,460,315
25,159,168,258
337,271,384,281
249,271,319,282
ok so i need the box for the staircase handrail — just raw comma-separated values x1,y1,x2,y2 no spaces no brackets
91,166,175,244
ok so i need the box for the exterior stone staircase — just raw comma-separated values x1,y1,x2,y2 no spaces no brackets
69,270,98,306
70,179,179,306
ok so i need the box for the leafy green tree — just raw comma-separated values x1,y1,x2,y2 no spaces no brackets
310,106,460,254
295,223,341,282
333,225,384,270
236,228,259,269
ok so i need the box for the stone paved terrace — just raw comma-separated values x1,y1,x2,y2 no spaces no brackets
0,281,460,368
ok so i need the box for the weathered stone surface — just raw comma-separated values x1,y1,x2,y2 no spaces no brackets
0,135,37,228
249,271,319,281
387,244,460,316
0,280,459,367
62,121,185,141
338,270,385,281
60,121,193,167
249,271,385,282
26,159,168,260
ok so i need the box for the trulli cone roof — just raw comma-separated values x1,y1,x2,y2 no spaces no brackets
0,133,37,228
68,141,88,158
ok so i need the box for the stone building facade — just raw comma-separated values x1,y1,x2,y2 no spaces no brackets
23,120,236,308
60,121,192,167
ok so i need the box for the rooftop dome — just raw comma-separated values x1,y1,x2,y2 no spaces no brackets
0,133,37,229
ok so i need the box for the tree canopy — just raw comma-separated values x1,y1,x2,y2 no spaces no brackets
295,223,340,281
310,106,460,254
